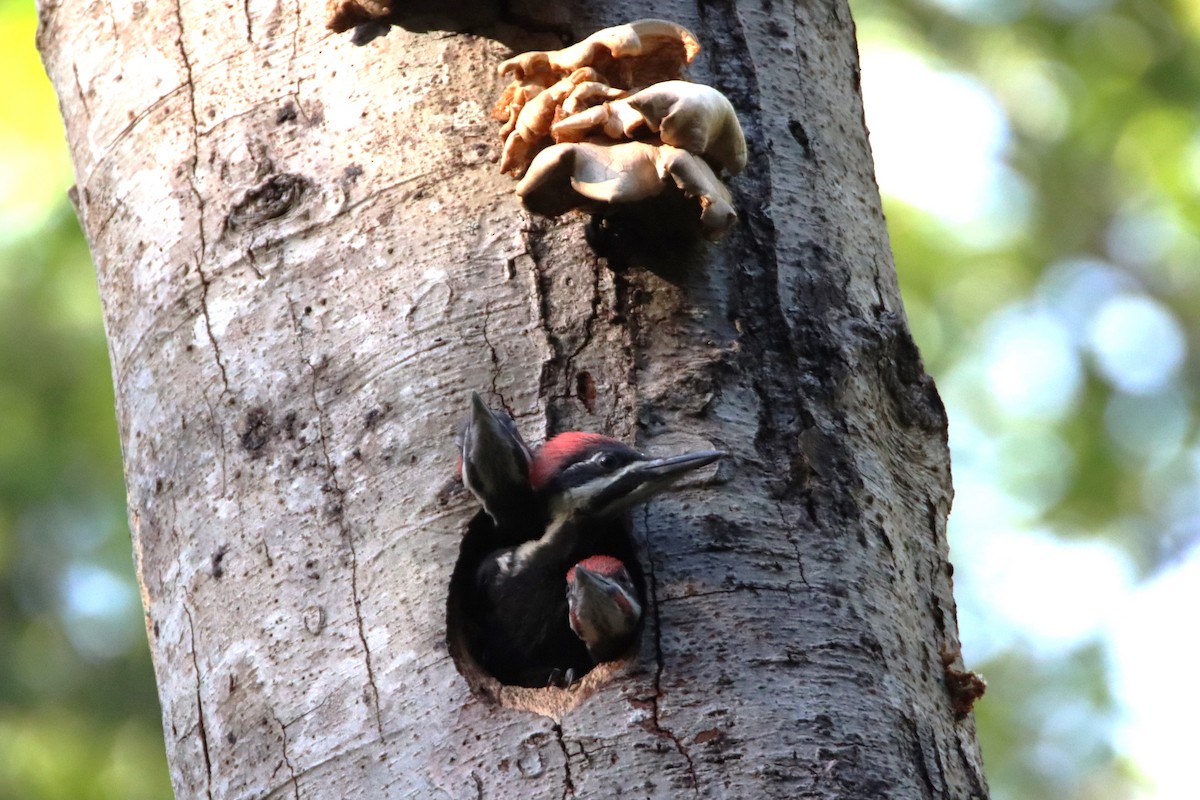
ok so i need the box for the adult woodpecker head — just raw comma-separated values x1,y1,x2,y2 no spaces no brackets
530,432,724,520
455,391,533,526
566,555,642,662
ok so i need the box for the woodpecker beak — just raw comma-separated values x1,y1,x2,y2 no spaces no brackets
568,564,616,606
567,565,642,643
636,450,725,480
587,449,725,515
466,391,505,446
457,392,531,518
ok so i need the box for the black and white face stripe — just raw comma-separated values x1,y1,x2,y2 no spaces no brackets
550,442,644,492
548,446,725,519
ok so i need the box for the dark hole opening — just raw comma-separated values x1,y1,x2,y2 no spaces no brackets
446,508,646,692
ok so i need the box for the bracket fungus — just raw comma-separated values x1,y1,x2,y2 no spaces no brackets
499,67,610,176
495,20,746,240
497,19,700,83
551,80,747,176
516,141,736,241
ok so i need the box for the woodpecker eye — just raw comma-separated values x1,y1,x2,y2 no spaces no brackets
595,452,619,470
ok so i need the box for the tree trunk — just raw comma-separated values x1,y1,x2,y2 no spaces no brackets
38,0,988,797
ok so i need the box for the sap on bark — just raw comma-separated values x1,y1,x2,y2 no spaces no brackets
325,0,500,43
325,0,394,33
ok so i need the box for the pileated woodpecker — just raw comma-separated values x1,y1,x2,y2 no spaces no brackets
567,555,643,665
456,416,724,687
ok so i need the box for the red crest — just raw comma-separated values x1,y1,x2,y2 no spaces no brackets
566,554,628,583
529,432,619,490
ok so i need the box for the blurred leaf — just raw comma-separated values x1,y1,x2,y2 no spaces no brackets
855,0,1200,798
0,2,75,239
0,4,168,797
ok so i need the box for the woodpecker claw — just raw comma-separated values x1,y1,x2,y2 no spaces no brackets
547,667,576,688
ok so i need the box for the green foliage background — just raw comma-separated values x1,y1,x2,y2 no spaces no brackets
1,1,172,794
1,0,1195,797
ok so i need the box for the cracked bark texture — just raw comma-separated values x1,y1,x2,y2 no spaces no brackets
38,0,988,798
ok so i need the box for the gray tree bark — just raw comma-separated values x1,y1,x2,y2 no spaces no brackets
38,0,988,797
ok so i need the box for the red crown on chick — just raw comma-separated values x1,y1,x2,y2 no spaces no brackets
566,554,628,584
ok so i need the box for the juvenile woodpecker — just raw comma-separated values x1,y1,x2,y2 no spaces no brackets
567,555,643,664
469,431,723,687
455,391,534,534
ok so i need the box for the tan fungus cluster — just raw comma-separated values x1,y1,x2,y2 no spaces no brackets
494,20,746,240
